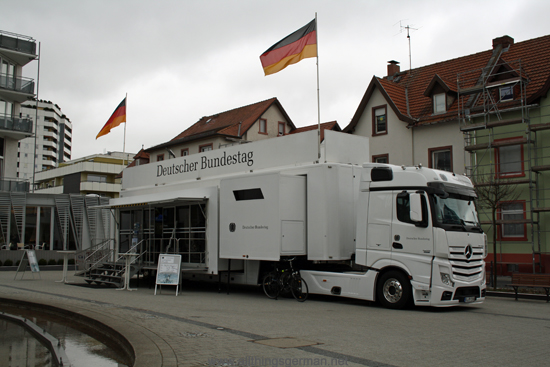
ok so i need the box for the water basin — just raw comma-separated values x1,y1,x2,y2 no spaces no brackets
0,305,131,367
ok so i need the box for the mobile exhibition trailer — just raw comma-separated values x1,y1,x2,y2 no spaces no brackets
108,130,486,309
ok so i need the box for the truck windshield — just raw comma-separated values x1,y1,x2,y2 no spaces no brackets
431,193,481,232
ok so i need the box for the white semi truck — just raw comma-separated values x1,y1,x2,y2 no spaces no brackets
112,130,486,309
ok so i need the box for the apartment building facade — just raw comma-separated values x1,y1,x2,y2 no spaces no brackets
18,100,72,180
34,152,134,198
0,30,37,192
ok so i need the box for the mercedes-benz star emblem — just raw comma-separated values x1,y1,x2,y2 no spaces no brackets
464,245,473,259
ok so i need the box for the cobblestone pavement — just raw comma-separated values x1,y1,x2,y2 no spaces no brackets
0,270,548,367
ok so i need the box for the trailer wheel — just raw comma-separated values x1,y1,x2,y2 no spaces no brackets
377,271,411,309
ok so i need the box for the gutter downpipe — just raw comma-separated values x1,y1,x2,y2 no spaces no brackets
405,87,419,165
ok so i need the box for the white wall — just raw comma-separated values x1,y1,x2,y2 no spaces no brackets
412,121,466,175
353,88,413,166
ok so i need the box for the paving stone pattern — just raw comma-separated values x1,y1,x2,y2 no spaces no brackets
0,271,548,367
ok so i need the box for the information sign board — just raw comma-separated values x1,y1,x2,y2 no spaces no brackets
155,254,181,296
14,249,40,280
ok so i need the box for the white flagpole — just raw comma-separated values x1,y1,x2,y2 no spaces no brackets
315,13,321,162
123,93,127,154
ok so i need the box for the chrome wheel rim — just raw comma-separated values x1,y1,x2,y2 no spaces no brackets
383,278,403,303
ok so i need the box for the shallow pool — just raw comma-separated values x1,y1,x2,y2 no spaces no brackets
0,306,129,367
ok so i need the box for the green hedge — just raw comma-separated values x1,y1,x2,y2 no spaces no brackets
4,259,13,266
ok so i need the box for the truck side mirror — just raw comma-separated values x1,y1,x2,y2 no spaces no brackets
409,193,423,223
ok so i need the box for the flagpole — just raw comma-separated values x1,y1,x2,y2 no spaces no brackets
123,92,127,154
315,12,321,162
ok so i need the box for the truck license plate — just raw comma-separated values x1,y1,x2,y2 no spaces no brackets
464,296,476,303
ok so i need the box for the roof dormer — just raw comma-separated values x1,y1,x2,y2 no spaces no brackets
423,74,456,114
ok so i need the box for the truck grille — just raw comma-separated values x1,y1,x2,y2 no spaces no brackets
449,245,484,281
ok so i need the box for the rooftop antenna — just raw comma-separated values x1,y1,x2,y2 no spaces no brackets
395,20,419,72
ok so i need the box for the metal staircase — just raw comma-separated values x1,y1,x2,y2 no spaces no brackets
75,239,144,288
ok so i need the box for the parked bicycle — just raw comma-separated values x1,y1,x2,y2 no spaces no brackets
262,257,308,302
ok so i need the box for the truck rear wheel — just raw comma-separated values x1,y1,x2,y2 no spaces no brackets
377,271,411,309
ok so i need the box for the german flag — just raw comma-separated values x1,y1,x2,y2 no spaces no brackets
260,19,317,76
96,98,126,139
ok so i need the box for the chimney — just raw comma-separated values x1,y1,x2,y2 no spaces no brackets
493,35,514,50
387,60,400,77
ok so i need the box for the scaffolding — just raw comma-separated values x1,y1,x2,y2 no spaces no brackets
458,59,550,274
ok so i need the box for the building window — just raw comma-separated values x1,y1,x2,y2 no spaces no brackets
88,174,107,183
495,138,524,178
278,122,285,136
181,148,189,156
429,146,452,172
259,119,267,134
199,143,213,152
500,86,514,101
372,105,387,136
372,154,389,164
433,93,446,114
498,201,527,241
157,154,164,161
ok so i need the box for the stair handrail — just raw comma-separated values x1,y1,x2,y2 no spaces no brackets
75,239,115,274
111,239,148,277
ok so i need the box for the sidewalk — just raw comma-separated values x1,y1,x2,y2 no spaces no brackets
1,270,549,367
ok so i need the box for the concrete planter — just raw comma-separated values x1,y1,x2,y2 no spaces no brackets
0,250,72,264
0,265,77,272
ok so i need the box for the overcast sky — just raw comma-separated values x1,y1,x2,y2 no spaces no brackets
3,0,550,159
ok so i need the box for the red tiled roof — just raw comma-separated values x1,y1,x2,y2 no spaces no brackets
145,98,296,152
290,121,341,141
120,148,149,174
345,34,550,131
134,149,150,160
171,97,294,141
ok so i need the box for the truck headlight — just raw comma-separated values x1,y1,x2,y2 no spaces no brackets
440,272,455,287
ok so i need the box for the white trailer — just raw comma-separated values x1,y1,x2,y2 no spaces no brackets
111,130,486,309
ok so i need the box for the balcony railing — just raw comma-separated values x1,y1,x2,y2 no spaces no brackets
0,178,30,192
0,113,33,134
0,31,36,55
0,73,35,95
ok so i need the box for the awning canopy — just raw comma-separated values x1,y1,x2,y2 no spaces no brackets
91,197,208,210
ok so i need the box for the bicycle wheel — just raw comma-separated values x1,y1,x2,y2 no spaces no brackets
262,273,280,299
290,276,308,302
279,271,292,297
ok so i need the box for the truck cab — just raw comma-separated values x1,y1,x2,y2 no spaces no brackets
355,163,487,308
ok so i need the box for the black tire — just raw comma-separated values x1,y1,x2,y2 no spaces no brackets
262,273,280,299
279,271,292,297
290,276,309,302
376,271,412,309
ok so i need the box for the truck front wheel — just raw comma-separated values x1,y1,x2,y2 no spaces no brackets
377,271,411,309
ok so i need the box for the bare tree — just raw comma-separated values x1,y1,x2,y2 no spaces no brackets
472,175,520,289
